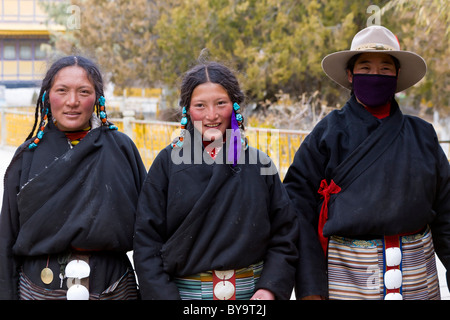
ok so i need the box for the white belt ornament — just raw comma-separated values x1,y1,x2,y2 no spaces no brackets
213,270,236,300
383,236,403,300
65,259,90,300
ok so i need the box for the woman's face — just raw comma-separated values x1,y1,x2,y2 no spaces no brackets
49,66,96,132
347,52,397,82
188,82,233,141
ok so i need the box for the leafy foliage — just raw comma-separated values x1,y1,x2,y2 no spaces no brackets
382,0,449,115
43,0,448,116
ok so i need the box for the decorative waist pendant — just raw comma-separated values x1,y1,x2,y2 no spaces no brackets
40,255,53,285
40,267,54,285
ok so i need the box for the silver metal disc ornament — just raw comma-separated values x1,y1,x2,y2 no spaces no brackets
65,260,90,279
66,284,89,300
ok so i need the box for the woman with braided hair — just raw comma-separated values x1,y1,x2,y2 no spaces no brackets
0,56,147,300
133,61,298,300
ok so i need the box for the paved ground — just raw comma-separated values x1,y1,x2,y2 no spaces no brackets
0,146,448,300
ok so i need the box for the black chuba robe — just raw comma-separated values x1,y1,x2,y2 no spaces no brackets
284,96,450,298
133,126,299,300
0,121,147,299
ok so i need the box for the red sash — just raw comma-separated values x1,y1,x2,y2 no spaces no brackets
317,179,341,255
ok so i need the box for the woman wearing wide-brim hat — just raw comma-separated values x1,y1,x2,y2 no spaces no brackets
284,25,449,300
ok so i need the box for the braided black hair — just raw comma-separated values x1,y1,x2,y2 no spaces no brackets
179,61,245,125
173,60,248,151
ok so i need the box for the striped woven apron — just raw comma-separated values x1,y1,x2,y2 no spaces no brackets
19,268,138,300
327,227,440,300
174,261,263,300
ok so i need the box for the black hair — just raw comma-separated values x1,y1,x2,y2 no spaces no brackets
173,60,248,150
346,53,401,74
179,61,245,111
26,55,105,141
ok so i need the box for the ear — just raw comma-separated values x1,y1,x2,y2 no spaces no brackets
347,69,353,84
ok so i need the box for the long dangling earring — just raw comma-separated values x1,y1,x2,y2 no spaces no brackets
233,102,247,150
98,95,118,130
228,102,248,166
29,92,49,150
171,106,187,149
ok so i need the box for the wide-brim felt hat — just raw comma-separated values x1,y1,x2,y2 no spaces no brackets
321,25,427,92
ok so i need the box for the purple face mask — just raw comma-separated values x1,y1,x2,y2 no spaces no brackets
352,74,397,108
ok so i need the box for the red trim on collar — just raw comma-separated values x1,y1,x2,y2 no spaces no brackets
365,102,391,119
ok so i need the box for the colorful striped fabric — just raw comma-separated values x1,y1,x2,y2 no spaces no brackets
327,227,440,300
19,269,139,300
174,261,263,300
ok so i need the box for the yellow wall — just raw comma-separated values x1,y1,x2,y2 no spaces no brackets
0,59,47,81
2,60,16,79
18,61,32,80
0,111,308,179
1,111,449,179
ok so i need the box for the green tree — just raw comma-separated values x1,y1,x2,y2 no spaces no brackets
152,0,361,105
382,0,449,115
42,0,166,89
43,0,448,116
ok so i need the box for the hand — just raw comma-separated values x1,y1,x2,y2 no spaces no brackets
250,289,275,300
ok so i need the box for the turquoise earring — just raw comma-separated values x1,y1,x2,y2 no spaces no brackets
171,106,187,149
29,92,49,150
98,95,117,130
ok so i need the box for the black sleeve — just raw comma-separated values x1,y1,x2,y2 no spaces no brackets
255,159,299,300
133,147,181,299
283,133,329,299
0,150,25,299
429,137,450,288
